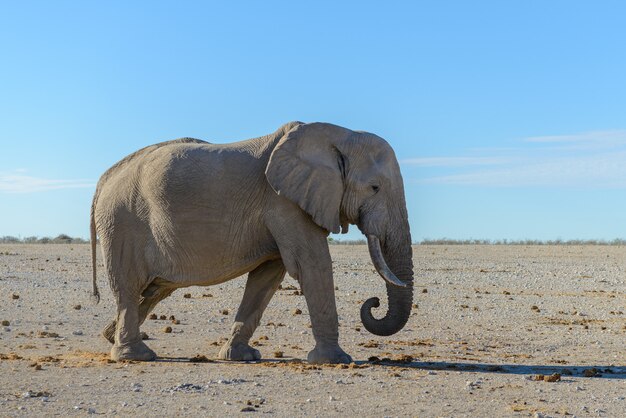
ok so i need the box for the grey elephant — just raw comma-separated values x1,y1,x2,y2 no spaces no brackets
91,121,414,364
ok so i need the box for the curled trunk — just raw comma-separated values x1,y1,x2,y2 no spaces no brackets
360,231,414,336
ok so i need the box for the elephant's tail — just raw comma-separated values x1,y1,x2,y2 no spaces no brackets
90,196,100,304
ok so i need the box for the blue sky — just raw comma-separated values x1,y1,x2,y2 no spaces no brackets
1,1,625,241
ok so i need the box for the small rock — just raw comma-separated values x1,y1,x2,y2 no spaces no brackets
149,313,158,320
159,315,167,320
221,309,229,315
293,309,302,315
1,320,9,326
273,351,284,358
183,293,192,299
72,330,83,336
12,294,19,300
163,326,172,333
140,331,150,340
241,406,256,412
73,305,81,310
543,373,561,382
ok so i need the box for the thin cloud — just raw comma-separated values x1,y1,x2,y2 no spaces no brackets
409,130,626,188
0,173,95,193
401,156,511,167
524,130,626,147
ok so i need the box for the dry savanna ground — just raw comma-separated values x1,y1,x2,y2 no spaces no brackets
0,244,624,417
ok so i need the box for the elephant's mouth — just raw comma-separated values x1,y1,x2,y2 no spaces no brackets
366,235,406,288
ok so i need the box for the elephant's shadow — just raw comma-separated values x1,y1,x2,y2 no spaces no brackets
154,356,626,380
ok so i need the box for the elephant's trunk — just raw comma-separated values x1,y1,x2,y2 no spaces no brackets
360,215,414,336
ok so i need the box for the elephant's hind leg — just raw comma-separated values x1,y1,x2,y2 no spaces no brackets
110,280,159,362
102,281,174,344
219,258,286,361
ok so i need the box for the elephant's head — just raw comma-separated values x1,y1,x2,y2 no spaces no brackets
266,122,414,336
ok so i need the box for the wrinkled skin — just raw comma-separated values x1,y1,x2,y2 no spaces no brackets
92,122,414,363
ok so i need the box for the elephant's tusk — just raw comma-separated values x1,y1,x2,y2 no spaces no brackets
366,235,407,288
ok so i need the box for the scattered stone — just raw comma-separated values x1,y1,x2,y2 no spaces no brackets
37,331,59,338
28,363,42,370
72,330,83,336
583,368,601,377
273,351,284,358
73,304,81,310
531,305,540,312
202,293,213,297
190,354,212,363
293,309,302,315
12,294,19,300
164,383,205,393
544,373,561,382
221,309,229,315
531,373,561,382
159,315,167,320
22,391,52,398
172,319,180,325
169,315,176,320
163,326,172,333
1,320,9,326
183,293,192,299
140,331,150,340
149,313,158,320
422,288,428,293
241,406,256,412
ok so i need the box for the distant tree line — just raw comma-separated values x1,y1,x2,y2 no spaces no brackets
418,238,626,245
329,237,626,245
0,234,88,244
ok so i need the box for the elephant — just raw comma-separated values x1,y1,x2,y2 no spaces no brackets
90,121,414,364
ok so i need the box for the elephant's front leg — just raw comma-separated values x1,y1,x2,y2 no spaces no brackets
271,229,351,363
298,254,352,364
218,258,286,361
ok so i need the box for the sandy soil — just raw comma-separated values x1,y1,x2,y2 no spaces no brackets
0,244,624,417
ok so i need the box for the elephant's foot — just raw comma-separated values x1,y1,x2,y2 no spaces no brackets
111,340,156,362
307,344,352,364
218,342,261,361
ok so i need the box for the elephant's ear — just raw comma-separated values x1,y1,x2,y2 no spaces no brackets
265,123,350,234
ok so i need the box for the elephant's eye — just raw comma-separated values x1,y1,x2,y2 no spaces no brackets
371,185,380,193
